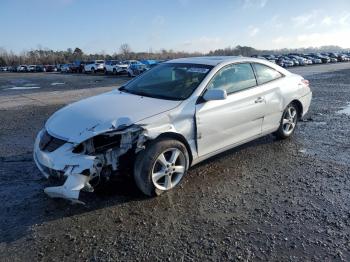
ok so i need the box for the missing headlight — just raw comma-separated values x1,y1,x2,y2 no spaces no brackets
72,134,122,155
93,134,121,153
72,143,85,154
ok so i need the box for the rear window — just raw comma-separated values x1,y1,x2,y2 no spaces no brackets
253,63,283,85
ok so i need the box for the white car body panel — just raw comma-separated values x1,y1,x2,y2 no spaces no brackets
34,56,312,201
46,91,182,143
195,85,266,156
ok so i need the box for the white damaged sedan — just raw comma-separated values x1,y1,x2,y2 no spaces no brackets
34,56,312,201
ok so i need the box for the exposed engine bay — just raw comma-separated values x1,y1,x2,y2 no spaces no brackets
34,125,146,202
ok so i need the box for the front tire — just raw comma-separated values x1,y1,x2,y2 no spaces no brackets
275,103,299,139
134,138,189,196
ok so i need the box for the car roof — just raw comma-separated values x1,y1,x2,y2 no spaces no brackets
165,56,292,76
166,56,270,66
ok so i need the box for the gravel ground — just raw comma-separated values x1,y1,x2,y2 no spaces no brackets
0,65,349,261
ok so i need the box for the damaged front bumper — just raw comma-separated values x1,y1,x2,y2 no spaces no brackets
33,129,102,201
34,126,145,201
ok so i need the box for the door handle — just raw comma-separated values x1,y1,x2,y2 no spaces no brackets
255,97,264,103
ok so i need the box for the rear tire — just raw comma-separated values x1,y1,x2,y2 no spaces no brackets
274,103,299,139
134,138,189,196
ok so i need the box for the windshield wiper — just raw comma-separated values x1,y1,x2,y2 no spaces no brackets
119,86,180,100
119,86,134,94
119,87,149,97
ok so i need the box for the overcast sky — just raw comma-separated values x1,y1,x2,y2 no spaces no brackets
1,0,350,54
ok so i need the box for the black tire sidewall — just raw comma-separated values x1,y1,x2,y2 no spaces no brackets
134,138,189,196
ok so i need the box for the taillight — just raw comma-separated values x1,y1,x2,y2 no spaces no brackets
301,79,309,87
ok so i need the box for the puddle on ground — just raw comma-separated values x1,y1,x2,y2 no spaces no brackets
50,82,65,86
7,86,41,90
4,81,40,90
337,103,350,115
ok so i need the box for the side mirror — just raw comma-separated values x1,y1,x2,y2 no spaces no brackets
203,88,227,101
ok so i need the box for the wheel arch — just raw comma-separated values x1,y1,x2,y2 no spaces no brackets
290,99,303,119
154,132,193,165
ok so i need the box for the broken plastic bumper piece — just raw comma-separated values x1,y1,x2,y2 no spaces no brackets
33,130,97,201
44,173,90,201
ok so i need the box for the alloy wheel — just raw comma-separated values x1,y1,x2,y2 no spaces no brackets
151,148,186,191
282,105,297,135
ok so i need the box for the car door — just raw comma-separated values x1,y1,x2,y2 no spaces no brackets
195,63,266,157
252,63,285,133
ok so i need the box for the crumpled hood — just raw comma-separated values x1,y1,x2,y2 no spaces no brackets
46,90,181,143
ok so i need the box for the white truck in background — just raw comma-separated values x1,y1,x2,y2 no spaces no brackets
83,60,105,73
104,60,128,74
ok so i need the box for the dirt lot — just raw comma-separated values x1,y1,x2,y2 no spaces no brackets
0,64,349,261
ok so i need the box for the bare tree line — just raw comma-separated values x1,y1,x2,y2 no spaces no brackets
0,43,348,66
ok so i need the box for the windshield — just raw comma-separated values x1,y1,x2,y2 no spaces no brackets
121,63,213,100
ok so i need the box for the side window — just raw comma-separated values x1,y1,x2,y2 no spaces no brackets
253,63,283,85
208,63,257,94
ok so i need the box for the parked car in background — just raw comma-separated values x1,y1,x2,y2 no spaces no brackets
35,65,46,72
27,65,36,72
316,54,331,63
305,54,317,63
330,57,338,63
6,66,15,72
0,66,7,71
56,64,64,72
288,55,308,66
261,55,277,63
342,53,350,61
308,54,330,63
322,53,338,63
69,61,86,73
277,57,294,67
140,59,160,68
303,55,322,64
327,53,340,62
33,56,312,201
335,53,349,62
287,56,300,66
61,64,73,73
83,60,105,73
125,60,147,77
44,65,57,72
17,65,28,72
251,55,267,60
104,60,128,75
